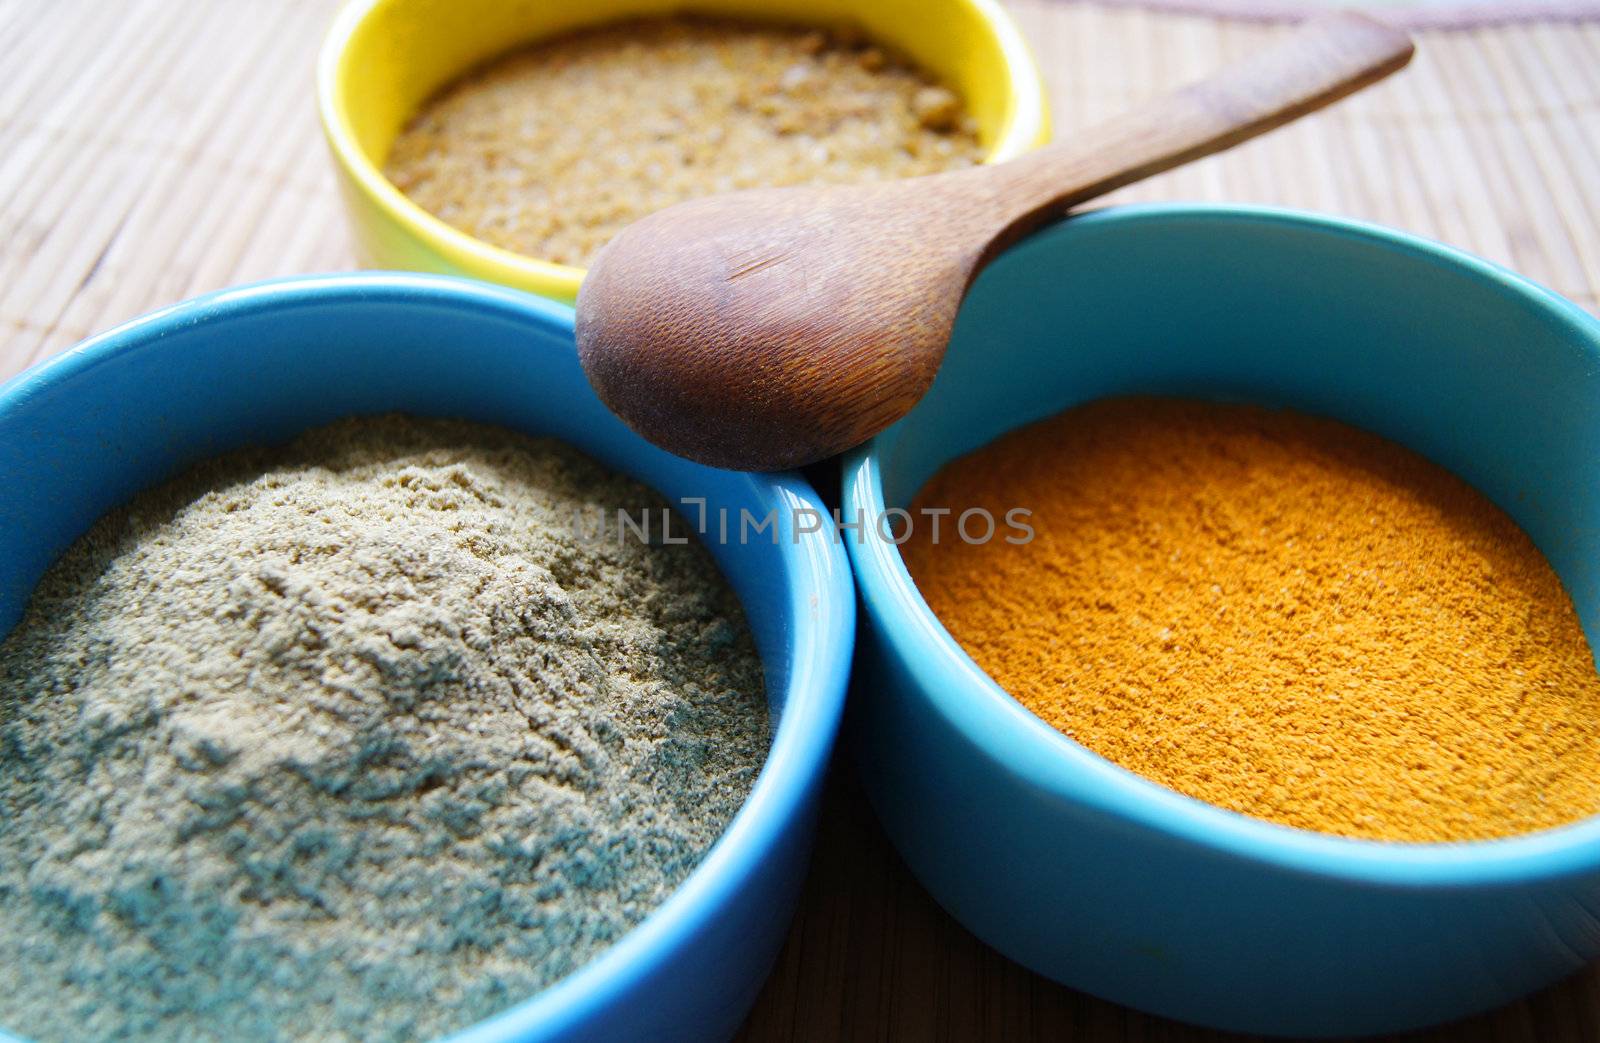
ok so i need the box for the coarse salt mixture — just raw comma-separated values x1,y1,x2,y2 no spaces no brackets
385,15,986,267
0,415,770,1042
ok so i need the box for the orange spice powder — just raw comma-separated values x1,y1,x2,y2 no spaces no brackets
901,397,1600,843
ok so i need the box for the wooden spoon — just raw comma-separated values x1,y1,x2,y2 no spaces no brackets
576,13,1413,471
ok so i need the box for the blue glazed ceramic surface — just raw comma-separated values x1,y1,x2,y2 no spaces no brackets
842,204,1600,1037
0,273,854,1043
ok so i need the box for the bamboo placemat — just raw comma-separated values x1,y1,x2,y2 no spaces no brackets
4,2,1600,1039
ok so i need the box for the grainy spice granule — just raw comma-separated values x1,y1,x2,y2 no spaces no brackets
902,397,1600,844
385,16,985,267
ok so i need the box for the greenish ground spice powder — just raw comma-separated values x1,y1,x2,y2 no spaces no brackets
0,415,770,1042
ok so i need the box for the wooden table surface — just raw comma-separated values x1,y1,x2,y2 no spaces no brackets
4,2,1600,1039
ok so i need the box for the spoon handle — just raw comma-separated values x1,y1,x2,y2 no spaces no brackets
978,12,1413,259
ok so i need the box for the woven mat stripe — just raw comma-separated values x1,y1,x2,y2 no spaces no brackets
1043,0,1600,29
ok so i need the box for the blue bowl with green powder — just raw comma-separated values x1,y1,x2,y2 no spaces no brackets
0,273,854,1042
842,203,1600,1037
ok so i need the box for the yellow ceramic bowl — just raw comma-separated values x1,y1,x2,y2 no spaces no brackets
317,0,1051,304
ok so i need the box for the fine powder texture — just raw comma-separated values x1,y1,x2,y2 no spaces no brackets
902,397,1600,843
0,415,769,1042
385,16,984,267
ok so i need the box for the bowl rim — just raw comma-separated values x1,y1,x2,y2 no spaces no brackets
842,201,1600,889
314,0,1051,301
0,272,856,1043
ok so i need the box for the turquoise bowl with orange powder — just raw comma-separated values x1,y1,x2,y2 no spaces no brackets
844,203,1600,1037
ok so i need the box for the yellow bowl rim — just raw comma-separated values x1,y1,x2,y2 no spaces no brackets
315,0,1051,299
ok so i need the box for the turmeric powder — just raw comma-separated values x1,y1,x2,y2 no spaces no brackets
902,396,1600,843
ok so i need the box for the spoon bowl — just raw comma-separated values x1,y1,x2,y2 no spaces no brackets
577,13,1414,471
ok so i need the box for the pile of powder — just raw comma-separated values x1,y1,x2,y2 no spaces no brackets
902,396,1600,843
0,415,769,1042
385,16,985,267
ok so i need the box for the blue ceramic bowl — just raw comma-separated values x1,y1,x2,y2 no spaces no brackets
0,273,854,1043
842,204,1600,1037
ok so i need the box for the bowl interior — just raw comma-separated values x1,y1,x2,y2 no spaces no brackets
0,273,852,1040
332,0,1036,160
318,0,1048,299
848,203,1600,870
